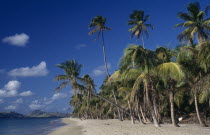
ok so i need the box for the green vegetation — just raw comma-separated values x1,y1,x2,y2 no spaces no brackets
54,2,210,127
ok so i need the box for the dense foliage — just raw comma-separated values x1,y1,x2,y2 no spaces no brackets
55,2,210,127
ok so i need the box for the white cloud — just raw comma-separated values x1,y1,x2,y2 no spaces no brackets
19,91,33,96
14,98,23,104
92,64,111,76
0,80,33,98
5,105,17,111
4,80,21,91
8,61,49,77
29,100,44,110
51,93,67,100
0,99,4,104
0,80,21,97
29,93,68,110
2,33,29,47
29,104,44,110
75,44,87,50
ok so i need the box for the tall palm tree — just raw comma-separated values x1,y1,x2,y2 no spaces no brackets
175,2,210,45
88,16,111,76
89,16,123,121
128,10,154,48
157,62,185,127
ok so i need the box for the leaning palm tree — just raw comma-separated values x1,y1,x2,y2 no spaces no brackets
128,10,154,48
88,15,111,76
54,59,132,119
157,62,185,127
175,2,210,45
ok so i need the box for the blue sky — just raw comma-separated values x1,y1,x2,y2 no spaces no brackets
0,0,209,114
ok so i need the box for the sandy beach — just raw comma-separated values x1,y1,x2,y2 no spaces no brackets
49,118,210,135
48,118,82,135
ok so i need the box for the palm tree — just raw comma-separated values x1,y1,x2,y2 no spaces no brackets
118,45,161,127
88,16,111,76
175,2,210,45
89,16,123,121
157,62,185,127
82,74,96,118
177,43,210,127
119,45,147,70
197,41,210,73
54,60,132,119
128,10,154,48
54,60,82,93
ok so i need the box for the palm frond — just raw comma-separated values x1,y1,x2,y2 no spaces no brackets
156,62,185,85
53,75,69,81
88,27,100,35
55,81,68,92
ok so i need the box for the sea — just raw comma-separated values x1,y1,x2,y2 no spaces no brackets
0,118,67,135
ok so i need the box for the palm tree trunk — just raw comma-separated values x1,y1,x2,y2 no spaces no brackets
89,90,136,119
101,31,122,121
128,100,135,124
142,32,145,48
101,31,110,76
96,103,99,119
197,33,203,44
153,97,160,122
151,84,160,122
145,84,160,127
194,95,206,127
140,104,147,123
169,89,179,127
136,100,144,124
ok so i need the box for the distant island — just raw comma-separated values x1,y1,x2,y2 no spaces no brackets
0,110,70,118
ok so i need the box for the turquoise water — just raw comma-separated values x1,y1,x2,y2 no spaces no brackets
0,118,66,135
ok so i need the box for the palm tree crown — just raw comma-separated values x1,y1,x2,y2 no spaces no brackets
88,16,111,40
175,2,210,44
128,10,154,48
54,60,82,93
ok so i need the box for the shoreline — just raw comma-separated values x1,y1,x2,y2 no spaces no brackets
48,118,82,135
49,118,210,135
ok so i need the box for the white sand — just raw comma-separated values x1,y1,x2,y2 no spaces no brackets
48,118,82,135
49,118,210,135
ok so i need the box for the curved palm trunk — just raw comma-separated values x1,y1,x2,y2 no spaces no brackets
145,84,160,127
140,104,147,123
88,88,136,119
101,31,122,121
128,100,135,124
136,100,144,124
112,90,123,121
194,95,206,127
169,89,179,127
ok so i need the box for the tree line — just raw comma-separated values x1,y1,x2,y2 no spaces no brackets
54,2,210,127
